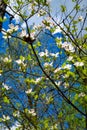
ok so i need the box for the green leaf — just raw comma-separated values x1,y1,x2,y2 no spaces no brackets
83,34,87,39
58,111,63,118
16,0,23,5
3,0,9,4
72,0,76,2
3,97,10,104
36,41,41,47
20,55,25,61
27,54,32,61
0,17,4,22
61,5,66,12
73,20,78,24
85,27,87,31
34,95,38,100
75,5,80,11
0,118,2,122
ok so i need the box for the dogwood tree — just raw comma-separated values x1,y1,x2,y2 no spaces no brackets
0,0,87,129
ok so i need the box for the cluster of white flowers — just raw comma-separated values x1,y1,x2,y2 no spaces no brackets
25,88,32,94
74,62,84,67
28,109,36,116
15,57,26,67
78,16,84,22
3,57,12,63
54,64,72,74
78,92,85,97
2,115,10,121
2,83,10,90
61,42,75,53
20,29,35,40
39,49,59,58
67,56,73,61
44,62,53,67
2,29,11,39
8,23,19,32
2,24,18,39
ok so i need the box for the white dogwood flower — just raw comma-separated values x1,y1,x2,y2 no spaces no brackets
62,42,75,52
54,67,61,73
78,16,84,22
15,57,25,64
2,29,11,39
3,57,12,63
67,56,73,61
50,52,59,57
25,89,32,94
3,57,9,62
9,23,19,31
28,109,36,116
39,49,49,57
55,81,62,86
63,64,72,69
2,24,18,39
74,62,84,67
2,83,10,90
78,92,85,97
44,62,53,67
15,59,22,64
15,58,26,67
35,77,42,83
20,30,29,37
2,115,10,121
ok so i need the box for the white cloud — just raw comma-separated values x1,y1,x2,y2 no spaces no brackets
21,22,26,29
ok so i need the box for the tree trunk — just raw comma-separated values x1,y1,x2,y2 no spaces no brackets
0,0,7,31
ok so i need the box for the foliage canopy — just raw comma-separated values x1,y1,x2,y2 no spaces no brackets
0,0,87,129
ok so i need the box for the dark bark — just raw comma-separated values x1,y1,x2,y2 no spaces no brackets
0,0,7,31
